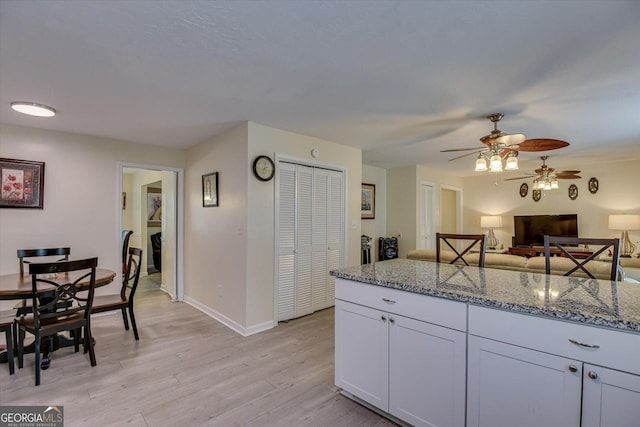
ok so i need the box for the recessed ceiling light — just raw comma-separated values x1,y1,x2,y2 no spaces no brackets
10,101,56,117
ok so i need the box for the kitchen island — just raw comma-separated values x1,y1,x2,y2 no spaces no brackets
331,258,640,427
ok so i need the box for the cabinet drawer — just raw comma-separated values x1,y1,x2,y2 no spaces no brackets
468,305,640,375
335,278,466,331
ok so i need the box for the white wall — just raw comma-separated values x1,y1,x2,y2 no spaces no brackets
462,159,640,251
362,164,387,260
246,122,362,329
0,124,185,309
184,123,249,331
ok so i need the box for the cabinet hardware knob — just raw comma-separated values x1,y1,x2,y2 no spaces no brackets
568,365,578,373
382,298,396,304
389,317,395,324
588,371,598,380
381,315,387,322
568,339,600,349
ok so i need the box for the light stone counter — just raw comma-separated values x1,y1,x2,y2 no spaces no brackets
331,258,640,333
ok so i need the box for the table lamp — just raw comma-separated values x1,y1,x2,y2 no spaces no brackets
608,214,640,257
481,215,503,250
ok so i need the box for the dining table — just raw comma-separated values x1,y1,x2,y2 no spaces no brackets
0,267,116,368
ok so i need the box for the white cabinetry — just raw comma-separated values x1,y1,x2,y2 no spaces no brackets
335,279,466,427
582,364,640,427
467,306,640,427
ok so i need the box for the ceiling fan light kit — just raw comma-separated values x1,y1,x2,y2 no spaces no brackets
442,113,570,176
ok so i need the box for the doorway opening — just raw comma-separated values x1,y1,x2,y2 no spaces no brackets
119,162,184,301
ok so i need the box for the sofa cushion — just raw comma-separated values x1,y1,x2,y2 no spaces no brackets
525,256,615,280
406,248,621,281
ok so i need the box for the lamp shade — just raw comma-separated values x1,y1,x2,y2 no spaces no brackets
480,215,503,228
609,214,640,231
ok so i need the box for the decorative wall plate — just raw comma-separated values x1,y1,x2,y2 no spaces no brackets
568,184,578,200
532,189,541,202
588,177,599,194
519,183,528,198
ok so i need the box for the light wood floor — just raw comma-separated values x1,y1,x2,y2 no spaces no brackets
0,274,397,426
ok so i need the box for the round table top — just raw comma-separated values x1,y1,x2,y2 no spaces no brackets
0,268,116,300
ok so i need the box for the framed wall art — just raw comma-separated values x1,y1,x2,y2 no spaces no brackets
147,187,162,226
0,158,45,209
361,183,375,219
202,172,219,207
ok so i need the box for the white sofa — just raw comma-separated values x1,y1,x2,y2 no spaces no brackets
406,249,640,283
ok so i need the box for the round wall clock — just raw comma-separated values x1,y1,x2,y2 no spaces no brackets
252,155,275,181
532,189,542,202
588,177,599,194
519,183,528,198
568,184,578,200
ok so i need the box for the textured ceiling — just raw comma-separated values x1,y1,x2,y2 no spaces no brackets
1,0,639,176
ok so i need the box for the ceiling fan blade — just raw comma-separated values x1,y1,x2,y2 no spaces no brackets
556,174,582,179
517,138,570,152
503,176,536,181
440,146,484,153
448,149,484,162
557,170,581,174
481,133,527,146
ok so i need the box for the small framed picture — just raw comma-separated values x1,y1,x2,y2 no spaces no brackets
203,172,219,207
0,158,45,209
588,177,599,194
361,183,375,219
519,183,528,198
147,187,162,226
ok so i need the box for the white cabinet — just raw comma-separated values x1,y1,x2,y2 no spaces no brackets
468,306,640,427
582,364,640,427
467,335,582,427
335,282,466,427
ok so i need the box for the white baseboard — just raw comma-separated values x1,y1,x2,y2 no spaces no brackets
183,296,275,337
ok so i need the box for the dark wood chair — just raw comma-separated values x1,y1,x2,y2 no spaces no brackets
543,236,621,281
122,230,133,274
436,233,487,267
92,247,143,340
17,258,98,386
0,313,15,375
14,248,72,350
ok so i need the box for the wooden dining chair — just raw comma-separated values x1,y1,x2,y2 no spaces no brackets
122,230,133,274
93,247,143,340
436,233,487,267
543,235,621,281
0,313,15,375
17,258,98,386
18,247,71,277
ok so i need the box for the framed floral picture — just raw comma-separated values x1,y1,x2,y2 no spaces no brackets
0,158,45,209
361,183,375,219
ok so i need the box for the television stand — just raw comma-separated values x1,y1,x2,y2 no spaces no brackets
508,246,594,259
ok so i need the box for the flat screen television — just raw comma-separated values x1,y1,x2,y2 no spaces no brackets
513,214,578,247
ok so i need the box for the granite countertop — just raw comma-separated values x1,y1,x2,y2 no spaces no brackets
331,258,640,333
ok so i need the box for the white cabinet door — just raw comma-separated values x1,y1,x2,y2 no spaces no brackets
467,335,582,427
335,300,389,410
389,315,466,427
582,364,640,427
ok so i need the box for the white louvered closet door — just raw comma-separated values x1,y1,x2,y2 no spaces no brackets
276,161,344,322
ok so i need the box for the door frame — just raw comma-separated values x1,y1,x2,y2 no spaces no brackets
118,161,184,301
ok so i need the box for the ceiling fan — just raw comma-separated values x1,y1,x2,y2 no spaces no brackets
441,113,570,172
504,155,581,190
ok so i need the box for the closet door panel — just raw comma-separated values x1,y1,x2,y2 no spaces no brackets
276,163,297,321
295,165,314,317
312,169,329,311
